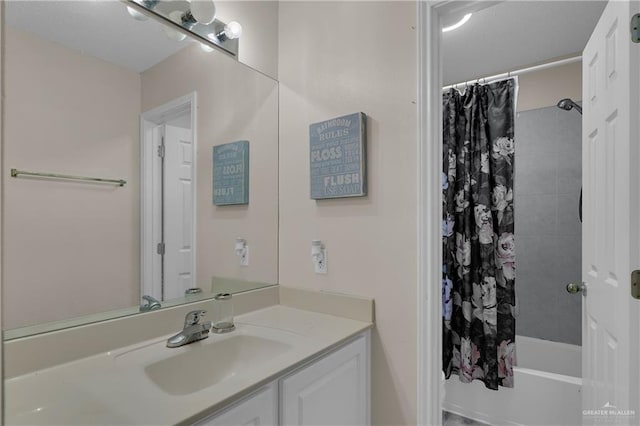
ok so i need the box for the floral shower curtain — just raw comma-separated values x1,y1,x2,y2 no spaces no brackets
442,79,517,390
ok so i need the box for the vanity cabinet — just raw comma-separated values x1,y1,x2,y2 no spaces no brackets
193,384,278,426
280,334,369,425
193,332,370,426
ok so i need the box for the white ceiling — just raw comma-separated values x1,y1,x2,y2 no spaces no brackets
6,1,191,73
6,1,608,79
442,1,608,85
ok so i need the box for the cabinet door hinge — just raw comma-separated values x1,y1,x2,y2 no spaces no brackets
632,14,640,43
157,242,165,255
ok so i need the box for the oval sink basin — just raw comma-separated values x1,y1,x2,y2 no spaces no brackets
142,334,292,396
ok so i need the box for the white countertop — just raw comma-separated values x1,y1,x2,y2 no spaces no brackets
5,306,372,425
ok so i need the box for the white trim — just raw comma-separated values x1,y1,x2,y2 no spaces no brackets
417,2,443,425
140,117,161,299
140,92,197,301
363,329,372,426
418,2,503,424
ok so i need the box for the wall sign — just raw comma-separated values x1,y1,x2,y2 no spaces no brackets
309,112,367,199
213,140,249,205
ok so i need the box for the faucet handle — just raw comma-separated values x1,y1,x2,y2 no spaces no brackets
184,309,206,327
140,295,161,312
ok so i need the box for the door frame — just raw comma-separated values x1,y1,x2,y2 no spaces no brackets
418,2,640,425
140,92,197,300
416,2,504,424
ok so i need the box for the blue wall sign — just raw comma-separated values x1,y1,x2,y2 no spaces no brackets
213,140,249,205
309,112,367,199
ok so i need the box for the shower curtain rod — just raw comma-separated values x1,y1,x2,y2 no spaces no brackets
442,55,582,91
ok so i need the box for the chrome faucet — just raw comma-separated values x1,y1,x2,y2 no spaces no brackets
166,310,212,348
140,295,161,312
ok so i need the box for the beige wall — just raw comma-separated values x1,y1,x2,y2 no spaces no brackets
278,2,417,424
141,44,279,290
3,27,141,329
216,1,279,80
518,60,582,112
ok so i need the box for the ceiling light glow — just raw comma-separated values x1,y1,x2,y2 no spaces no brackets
442,13,472,33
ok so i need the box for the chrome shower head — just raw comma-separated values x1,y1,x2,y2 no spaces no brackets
557,98,582,115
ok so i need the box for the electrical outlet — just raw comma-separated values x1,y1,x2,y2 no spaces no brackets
240,246,249,266
314,247,327,274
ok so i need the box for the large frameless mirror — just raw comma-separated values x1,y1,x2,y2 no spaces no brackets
3,0,279,340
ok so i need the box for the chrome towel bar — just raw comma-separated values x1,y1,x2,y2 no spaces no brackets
10,168,126,187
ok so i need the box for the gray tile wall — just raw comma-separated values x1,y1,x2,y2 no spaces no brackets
515,105,582,345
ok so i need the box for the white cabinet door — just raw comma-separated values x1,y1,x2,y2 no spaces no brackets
280,334,370,426
194,384,278,426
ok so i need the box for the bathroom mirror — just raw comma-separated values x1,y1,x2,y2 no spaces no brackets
3,1,279,339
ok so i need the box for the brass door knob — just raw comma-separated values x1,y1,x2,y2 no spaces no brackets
566,283,584,294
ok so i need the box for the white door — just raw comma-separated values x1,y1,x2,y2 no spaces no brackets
582,1,640,423
162,124,195,300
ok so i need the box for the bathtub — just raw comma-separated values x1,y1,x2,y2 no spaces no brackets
443,335,582,426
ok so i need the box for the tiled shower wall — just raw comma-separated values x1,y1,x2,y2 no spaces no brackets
515,105,582,346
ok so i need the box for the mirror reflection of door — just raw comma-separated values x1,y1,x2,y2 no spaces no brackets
141,95,196,302
162,123,195,300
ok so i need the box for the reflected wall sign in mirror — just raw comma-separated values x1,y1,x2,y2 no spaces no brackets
3,0,279,340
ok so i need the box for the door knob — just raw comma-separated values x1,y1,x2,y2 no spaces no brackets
566,282,585,294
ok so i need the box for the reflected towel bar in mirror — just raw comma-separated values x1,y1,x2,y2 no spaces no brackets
10,168,127,187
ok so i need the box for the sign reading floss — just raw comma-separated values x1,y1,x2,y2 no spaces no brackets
309,112,367,199
213,140,249,205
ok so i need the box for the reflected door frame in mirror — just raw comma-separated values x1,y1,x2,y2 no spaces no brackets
140,92,198,303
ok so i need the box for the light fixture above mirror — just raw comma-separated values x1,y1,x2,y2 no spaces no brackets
125,0,241,57
217,21,243,41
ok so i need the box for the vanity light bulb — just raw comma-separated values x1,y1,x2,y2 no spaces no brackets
191,0,217,25
224,21,243,39
200,43,214,52
127,6,148,21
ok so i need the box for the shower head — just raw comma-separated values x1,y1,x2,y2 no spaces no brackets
557,98,582,115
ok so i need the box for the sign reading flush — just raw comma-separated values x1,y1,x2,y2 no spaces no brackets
309,112,367,200
213,140,249,205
